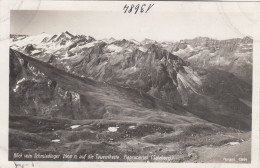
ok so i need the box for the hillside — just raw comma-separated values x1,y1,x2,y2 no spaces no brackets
9,49,251,162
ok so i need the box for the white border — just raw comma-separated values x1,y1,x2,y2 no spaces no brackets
0,1,259,168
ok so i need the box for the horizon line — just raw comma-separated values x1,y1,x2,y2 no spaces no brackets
10,32,253,42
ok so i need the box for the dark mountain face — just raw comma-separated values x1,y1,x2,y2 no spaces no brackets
10,49,83,119
187,68,252,130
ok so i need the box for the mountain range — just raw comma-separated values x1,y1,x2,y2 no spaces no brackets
10,31,252,129
9,32,252,162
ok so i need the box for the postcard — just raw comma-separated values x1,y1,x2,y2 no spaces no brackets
0,0,259,168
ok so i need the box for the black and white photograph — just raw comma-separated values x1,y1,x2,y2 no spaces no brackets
3,1,260,166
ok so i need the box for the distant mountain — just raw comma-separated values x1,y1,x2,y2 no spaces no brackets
10,33,252,130
141,38,158,45
10,34,28,42
162,37,253,84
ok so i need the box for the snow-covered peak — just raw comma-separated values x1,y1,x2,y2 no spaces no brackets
11,33,52,47
85,35,94,41
141,38,156,45
64,31,74,38
108,37,116,43
55,32,73,42
129,39,140,45
102,37,116,44
106,44,123,52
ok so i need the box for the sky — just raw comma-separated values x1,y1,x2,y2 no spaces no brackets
10,10,255,41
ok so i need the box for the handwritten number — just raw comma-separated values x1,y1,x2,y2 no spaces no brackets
123,4,154,14
123,4,129,13
146,4,154,13
129,4,134,13
135,4,140,14
141,4,146,13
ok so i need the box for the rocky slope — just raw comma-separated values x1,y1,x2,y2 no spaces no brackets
10,49,81,119
9,49,250,162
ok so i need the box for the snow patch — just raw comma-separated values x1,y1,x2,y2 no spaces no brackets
13,78,26,92
70,125,81,129
138,46,147,52
72,92,80,102
17,78,26,85
107,44,122,52
65,65,71,71
82,41,99,48
129,39,140,45
12,33,51,47
108,126,119,132
103,37,116,44
51,139,60,143
227,142,240,145
129,126,136,129
186,44,194,51
31,49,42,55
